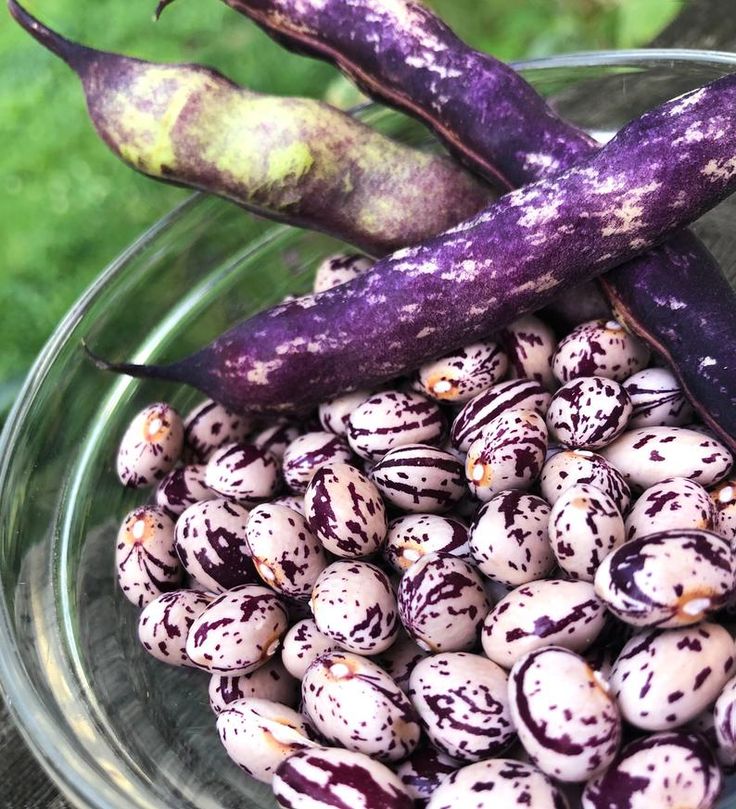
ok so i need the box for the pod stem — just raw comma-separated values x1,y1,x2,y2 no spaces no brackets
8,0,98,73
81,339,181,383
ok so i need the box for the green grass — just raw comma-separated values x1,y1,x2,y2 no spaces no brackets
1,0,681,408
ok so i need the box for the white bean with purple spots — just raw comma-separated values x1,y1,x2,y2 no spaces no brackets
183,398,252,461
625,477,717,540
711,477,736,541
154,463,214,518
208,656,300,713
416,340,508,403
116,402,183,487
138,589,213,668
318,389,372,437
205,442,281,503
281,618,342,681
623,366,694,428
282,431,353,493
384,514,469,573
313,252,373,292
501,314,557,391
540,449,632,511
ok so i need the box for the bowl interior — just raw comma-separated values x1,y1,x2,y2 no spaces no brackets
2,53,736,809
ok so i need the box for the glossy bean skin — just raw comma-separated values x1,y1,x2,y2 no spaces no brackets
540,449,631,511
313,253,373,293
186,584,289,675
715,675,736,762
427,759,570,809
416,341,508,403
138,589,213,668
626,477,717,540
273,747,414,809
711,477,736,541
509,647,621,782
396,740,459,803
451,379,551,452
217,697,318,783
282,431,352,493
302,651,421,762
383,514,469,573
377,632,428,694
552,320,650,384
610,623,735,731
205,442,281,504
305,462,387,558
398,552,490,652
601,427,733,490
252,421,301,461
549,484,625,582
546,376,632,450
501,315,557,392
482,580,607,669
245,503,328,598
116,505,181,607
623,367,693,428
209,656,300,713
183,398,252,462
271,494,305,515
117,402,183,488
372,444,465,513
594,529,735,628
154,464,214,518
174,498,257,593
281,618,342,681
468,491,554,586
318,389,372,437
581,731,722,809
311,561,399,655
408,652,514,762
465,409,547,502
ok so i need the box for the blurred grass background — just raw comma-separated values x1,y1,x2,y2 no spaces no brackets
1,0,682,416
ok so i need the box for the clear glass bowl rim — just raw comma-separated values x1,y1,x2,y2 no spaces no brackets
2,47,736,809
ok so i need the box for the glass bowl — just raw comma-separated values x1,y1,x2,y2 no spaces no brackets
2,51,736,809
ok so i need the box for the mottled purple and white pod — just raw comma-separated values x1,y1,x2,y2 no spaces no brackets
318,389,372,437
311,561,398,655
174,498,257,592
408,652,514,761
186,584,289,675
482,580,607,669
465,409,547,501
204,441,281,504
116,505,181,607
302,651,420,762
116,402,183,487
377,632,427,693
416,341,508,403
581,731,722,809
623,367,694,428
281,619,342,681
451,379,552,452
245,503,328,598
271,494,305,515
595,529,735,628
509,647,621,782
549,484,625,582
217,697,318,783
501,315,557,392
546,376,632,450
398,552,490,653
138,589,213,667
183,398,252,462
305,462,387,558
711,477,736,541
714,675,736,763
383,514,469,573
272,747,414,809
468,491,554,587
313,252,373,293
540,449,632,511
610,623,735,731
281,431,352,494
427,758,570,809
371,444,465,513
347,390,445,462
552,320,650,384
154,464,214,518
209,656,299,713
625,477,717,541
602,426,733,490
251,421,301,461
396,740,459,803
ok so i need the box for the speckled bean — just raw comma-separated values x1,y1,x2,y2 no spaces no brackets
398,552,490,653
117,402,183,487
209,656,300,713
610,623,735,731
116,505,181,607
377,632,427,693
468,491,554,586
347,390,445,462
509,646,621,782
625,477,717,540
371,444,465,513
482,580,607,669
271,494,305,515
383,514,469,573
501,315,557,391
205,442,281,503
540,449,632,511
138,589,213,667
302,651,420,762
623,367,694,428
313,252,373,292
549,484,625,581
183,398,252,461
281,619,342,681
305,462,387,558
601,427,733,490
451,379,552,452
281,431,352,493
408,652,514,761
311,560,398,655
154,463,214,518
715,675,736,762
396,741,459,803
552,319,650,384
711,477,736,541
416,341,508,403
251,421,301,461
186,584,289,675
318,389,372,437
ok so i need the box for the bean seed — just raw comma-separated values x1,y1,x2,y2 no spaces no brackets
281,619,342,681
138,589,213,668
183,398,252,461
715,675,736,762
117,402,183,487
313,252,372,292
377,631,427,693
205,442,281,503
396,741,459,803
318,389,372,437
625,476,717,540
502,314,557,391
711,477,736,541
251,421,301,461
154,463,214,518
209,656,299,713
384,514,469,573
623,367,693,428
540,449,632,511
416,340,508,403
282,431,352,493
